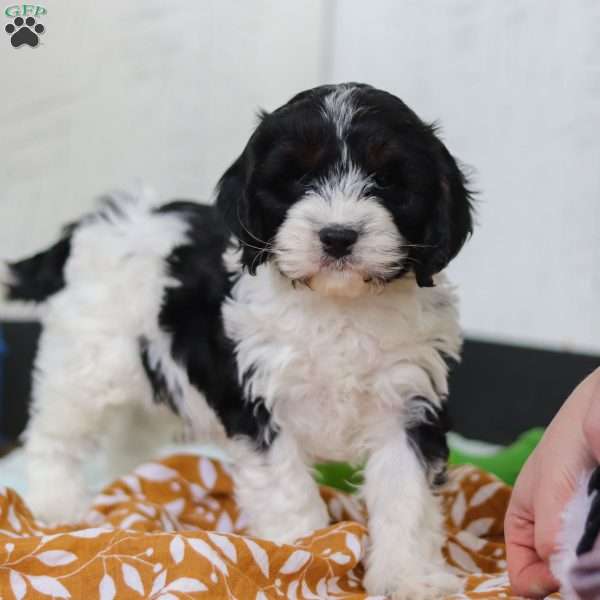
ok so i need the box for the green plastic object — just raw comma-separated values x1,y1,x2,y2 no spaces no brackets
314,428,544,491
314,461,362,493
449,428,544,485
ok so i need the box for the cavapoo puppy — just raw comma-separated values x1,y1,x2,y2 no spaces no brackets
2,83,473,598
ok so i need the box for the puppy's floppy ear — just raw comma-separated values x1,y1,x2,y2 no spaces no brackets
216,146,268,275
414,143,474,287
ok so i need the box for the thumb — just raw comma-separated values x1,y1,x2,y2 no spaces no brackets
505,457,559,596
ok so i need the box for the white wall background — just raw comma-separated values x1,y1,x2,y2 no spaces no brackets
0,0,329,255
0,1,598,355
330,0,600,354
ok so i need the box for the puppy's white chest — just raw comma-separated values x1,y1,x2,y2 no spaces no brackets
224,267,461,462
275,321,384,461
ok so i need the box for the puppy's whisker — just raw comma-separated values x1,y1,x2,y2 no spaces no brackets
249,243,276,272
399,243,436,249
238,240,272,252
235,208,271,246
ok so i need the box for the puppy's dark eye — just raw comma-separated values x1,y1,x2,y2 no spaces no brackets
280,158,312,186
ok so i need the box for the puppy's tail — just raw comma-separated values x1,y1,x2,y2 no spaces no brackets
1,225,75,304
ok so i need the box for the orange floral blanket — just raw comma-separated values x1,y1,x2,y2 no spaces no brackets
0,455,558,599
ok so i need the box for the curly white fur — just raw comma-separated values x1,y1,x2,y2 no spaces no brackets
19,189,462,597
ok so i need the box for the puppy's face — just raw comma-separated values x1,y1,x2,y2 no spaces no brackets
218,84,473,297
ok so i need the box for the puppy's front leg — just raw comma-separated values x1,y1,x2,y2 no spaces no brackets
363,427,459,600
231,433,329,544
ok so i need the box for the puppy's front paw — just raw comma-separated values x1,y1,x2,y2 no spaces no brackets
247,502,330,545
364,567,462,600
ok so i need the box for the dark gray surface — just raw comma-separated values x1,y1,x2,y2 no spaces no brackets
1,321,598,445
448,340,599,444
0,321,40,441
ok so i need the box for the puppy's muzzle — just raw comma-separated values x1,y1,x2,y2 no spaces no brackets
319,226,358,259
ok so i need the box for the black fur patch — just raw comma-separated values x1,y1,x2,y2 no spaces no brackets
6,224,76,302
406,397,450,486
156,201,277,450
138,336,180,415
576,466,600,555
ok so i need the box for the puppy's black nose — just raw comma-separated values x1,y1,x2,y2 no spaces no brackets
319,226,358,258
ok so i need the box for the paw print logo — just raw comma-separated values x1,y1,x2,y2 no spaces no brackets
5,16,45,48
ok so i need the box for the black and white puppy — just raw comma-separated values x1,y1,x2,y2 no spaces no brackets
2,83,473,599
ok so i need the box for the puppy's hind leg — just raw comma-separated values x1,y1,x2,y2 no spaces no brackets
102,401,182,482
23,328,147,525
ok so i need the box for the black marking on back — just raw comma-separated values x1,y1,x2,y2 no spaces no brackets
406,397,450,487
6,224,76,303
139,336,180,415
156,201,277,450
576,466,600,555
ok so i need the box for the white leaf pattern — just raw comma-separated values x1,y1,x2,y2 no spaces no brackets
345,533,362,562
330,552,351,564
151,570,167,596
164,577,208,592
301,579,321,599
170,535,185,564
40,534,62,544
0,452,520,598
135,463,179,482
119,513,145,529
94,492,130,506
279,550,311,574
164,498,185,518
216,510,233,533
287,580,299,600
448,542,480,573
36,550,77,566
188,538,229,575
472,573,510,591
99,574,116,600
68,527,109,538
208,533,237,562
452,491,467,527
10,570,27,600
469,482,503,507
137,503,157,518
243,539,270,578
122,563,144,595
199,458,217,489
316,578,328,597
120,474,142,494
27,575,71,598
190,483,207,501
7,506,21,532
327,577,344,594
455,530,487,552
465,517,494,536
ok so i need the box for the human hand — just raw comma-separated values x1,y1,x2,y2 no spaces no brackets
505,368,600,597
